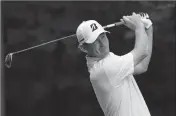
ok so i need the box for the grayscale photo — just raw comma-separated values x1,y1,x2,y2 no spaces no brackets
1,1,175,116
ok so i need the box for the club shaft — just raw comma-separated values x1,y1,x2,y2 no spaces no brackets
11,21,124,55
103,21,124,29
13,34,76,55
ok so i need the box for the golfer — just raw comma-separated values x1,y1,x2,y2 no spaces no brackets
76,12,153,116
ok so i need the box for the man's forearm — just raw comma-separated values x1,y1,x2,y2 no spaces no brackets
134,26,149,53
135,26,153,73
132,25,149,67
141,26,153,69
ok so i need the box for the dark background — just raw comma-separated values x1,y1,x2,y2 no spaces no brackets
2,1,175,116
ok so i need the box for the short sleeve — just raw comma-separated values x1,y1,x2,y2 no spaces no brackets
104,52,134,87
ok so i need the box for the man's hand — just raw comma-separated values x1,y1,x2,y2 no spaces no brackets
139,13,153,29
121,12,144,31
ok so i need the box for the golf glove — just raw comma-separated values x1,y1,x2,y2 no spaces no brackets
139,13,152,29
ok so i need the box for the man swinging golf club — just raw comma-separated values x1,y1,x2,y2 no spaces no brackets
76,12,153,116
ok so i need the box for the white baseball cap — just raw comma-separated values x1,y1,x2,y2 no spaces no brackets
76,20,109,45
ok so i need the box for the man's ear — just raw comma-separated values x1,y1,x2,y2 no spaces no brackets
79,44,88,53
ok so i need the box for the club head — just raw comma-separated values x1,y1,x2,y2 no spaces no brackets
5,53,13,68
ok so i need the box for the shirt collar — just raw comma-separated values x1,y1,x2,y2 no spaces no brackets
86,52,111,70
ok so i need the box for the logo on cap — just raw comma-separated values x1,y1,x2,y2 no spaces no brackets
90,23,98,32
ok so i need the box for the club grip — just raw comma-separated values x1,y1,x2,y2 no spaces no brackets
103,21,124,29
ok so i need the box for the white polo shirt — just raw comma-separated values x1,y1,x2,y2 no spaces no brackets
86,52,151,116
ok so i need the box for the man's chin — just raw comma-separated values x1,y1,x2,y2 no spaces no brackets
99,51,109,59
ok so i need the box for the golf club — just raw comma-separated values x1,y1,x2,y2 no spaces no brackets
5,21,124,68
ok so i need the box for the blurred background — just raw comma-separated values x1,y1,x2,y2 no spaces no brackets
1,1,175,116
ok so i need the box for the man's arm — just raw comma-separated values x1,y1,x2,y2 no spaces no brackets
121,13,149,67
105,13,150,86
133,26,153,75
130,24,149,67
105,22,149,86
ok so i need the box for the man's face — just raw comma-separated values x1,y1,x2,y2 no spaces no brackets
83,32,110,57
95,32,110,55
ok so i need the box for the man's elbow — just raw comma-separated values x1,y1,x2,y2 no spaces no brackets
140,61,149,73
142,67,148,73
140,47,149,61
134,64,148,75
138,67,148,75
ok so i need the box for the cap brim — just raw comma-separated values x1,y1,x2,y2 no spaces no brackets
85,30,110,44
